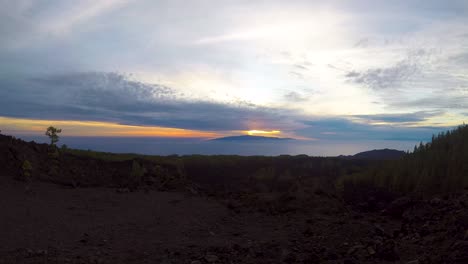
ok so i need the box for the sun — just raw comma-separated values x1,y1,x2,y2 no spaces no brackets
246,130,281,136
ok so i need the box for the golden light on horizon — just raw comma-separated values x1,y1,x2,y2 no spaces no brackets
0,116,220,138
245,130,281,136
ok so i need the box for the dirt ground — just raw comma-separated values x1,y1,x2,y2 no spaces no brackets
1,135,468,263
2,173,468,264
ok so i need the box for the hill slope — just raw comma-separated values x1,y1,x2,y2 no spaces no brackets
342,125,468,194
0,134,188,190
352,149,406,160
339,149,406,160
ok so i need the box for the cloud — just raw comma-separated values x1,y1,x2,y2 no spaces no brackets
39,0,130,36
345,49,425,90
352,111,441,124
283,91,308,102
0,72,454,142
298,117,450,141
392,96,468,110
293,64,310,70
344,35,468,113
0,0,130,50
354,38,370,48
1,0,467,141
1,71,450,141
0,72,302,132
449,52,468,66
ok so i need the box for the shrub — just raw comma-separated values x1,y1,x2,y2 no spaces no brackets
129,160,146,189
21,160,33,181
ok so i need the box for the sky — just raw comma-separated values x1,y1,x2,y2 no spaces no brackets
1,0,468,154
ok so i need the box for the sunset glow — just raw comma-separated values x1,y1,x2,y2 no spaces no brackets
1,1,467,153
0,117,220,138
245,130,281,136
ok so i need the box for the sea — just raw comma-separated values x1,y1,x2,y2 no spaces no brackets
14,136,419,156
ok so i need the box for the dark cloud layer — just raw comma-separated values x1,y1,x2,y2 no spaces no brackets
0,72,453,141
0,72,300,131
352,111,441,123
298,118,449,141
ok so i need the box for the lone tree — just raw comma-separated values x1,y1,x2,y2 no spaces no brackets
45,126,62,146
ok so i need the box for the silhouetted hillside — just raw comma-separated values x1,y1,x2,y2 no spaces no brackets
353,148,406,160
0,133,372,193
0,134,188,190
339,148,406,160
341,124,468,195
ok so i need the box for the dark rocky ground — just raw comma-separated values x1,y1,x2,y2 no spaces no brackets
1,135,468,263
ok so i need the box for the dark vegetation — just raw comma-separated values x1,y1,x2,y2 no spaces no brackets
340,149,406,160
341,124,468,199
1,125,468,263
4,125,468,207
1,132,372,194
45,126,62,146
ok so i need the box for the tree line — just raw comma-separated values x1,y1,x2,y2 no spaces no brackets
341,124,468,196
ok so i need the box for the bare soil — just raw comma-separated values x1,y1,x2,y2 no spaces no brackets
1,135,468,263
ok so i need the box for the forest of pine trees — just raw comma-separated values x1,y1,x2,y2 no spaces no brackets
341,124,468,196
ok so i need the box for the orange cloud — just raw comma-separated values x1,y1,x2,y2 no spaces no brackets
0,116,220,138
245,130,281,136
240,129,314,140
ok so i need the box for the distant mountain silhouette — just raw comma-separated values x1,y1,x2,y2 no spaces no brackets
339,148,406,160
210,135,294,142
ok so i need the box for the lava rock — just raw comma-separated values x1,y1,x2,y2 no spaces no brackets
205,254,219,263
